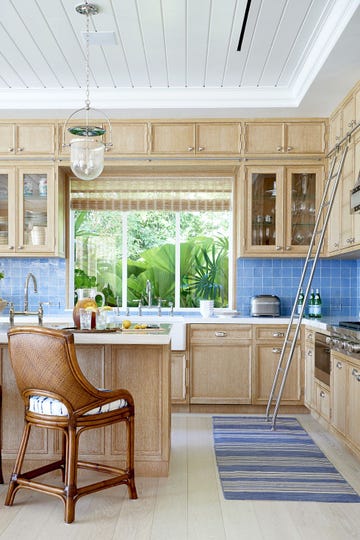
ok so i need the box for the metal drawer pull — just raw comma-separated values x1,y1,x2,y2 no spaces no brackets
272,332,284,337
307,351,312,356
215,331,227,337
336,362,342,369
352,368,359,377
272,347,281,353
319,390,326,398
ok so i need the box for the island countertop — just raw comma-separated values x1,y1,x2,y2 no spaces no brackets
0,322,172,346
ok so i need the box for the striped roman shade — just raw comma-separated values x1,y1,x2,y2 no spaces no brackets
70,176,233,212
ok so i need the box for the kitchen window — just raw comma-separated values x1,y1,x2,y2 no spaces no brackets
69,175,233,310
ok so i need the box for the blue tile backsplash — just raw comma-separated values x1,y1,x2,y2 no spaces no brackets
0,256,359,319
237,257,359,318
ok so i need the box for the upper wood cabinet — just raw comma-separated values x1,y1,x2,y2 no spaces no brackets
0,165,65,257
150,122,241,155
104,122,149,155
244,121,326,155
329,81,359,150
242,165,323,256
0,123,55,156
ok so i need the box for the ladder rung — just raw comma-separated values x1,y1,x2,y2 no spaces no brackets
321,200,330,208
315,229,323,235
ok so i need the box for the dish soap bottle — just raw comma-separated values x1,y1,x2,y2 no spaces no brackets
313,288,322,318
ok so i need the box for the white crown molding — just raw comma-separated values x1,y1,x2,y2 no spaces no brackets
0,86,297,111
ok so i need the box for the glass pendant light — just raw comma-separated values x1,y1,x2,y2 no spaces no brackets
63,2,112,181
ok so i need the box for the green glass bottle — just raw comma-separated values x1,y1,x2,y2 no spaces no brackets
313,288,322,318
297,288,304,316
308,288,315,318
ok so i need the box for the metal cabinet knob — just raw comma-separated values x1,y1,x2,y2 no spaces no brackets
287,146,293,151
17,147,24,152
187,147,194,151
276,146,282,151
272,332,284,337
272,347,281,353
8,147,14,152
198,146,205,151
319,390,326,398
336,362,342,369
215,331,227,337
307,350,312,356
275,246,282,251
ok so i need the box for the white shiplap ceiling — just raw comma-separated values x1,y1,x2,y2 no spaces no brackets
0,0,359,118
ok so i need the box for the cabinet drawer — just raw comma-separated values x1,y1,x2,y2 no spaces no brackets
315,381,330,421
255,326,295,340
189,324,252,342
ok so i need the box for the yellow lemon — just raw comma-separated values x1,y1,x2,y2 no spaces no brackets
122,319,131,329
101,305,113,311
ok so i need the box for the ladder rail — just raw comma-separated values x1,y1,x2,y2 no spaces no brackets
265,145,349,428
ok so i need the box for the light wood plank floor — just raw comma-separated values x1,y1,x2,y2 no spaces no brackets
0,413,360,539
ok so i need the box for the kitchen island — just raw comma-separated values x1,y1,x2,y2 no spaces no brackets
0,323,171,479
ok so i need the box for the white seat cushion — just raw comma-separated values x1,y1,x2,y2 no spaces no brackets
29,395,128,417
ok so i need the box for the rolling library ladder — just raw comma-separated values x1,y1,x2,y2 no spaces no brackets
266,121,360,429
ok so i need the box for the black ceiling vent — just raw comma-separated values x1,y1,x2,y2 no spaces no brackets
237,0,252,52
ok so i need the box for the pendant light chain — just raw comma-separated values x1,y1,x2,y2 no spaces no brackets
85,5,90,112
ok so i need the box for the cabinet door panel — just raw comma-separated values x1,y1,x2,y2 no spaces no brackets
347,363,360,450
286,123,325,154
190,343,251,404
253,343,302,404
16,124,55,155
196,123,241,154
244,123,283,154
106,123,148,154
0,124,15,154
171,351,187,403
151,124,195,154
330,355,346,436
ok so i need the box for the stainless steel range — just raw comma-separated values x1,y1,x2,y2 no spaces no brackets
327,321,360,358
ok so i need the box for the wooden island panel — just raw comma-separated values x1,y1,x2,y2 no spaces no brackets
0,341,171,479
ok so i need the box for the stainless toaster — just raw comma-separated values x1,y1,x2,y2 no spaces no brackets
250,295,280,317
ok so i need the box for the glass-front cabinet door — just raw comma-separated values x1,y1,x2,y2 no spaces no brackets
245,166,283,254
17,167,54,253
285,167,321,254
245,166,321,256
0,169,16,252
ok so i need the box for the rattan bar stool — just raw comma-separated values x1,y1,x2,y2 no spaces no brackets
5,326,137,523
0,384,3,484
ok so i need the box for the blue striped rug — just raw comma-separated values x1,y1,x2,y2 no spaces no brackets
213,416,360,502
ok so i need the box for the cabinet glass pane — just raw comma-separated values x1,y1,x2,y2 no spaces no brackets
290,173,316,246
22,174,48,247
251,173,276,246
0,174,9,246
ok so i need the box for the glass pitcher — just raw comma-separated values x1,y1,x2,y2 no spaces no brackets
75,288,105,307
73,288,105,328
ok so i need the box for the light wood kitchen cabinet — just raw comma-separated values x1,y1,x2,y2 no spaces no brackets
171,351,188,404
330,353,347,437
252,325,303,405
313,380,330,422
243,165,322,256
150,122,241,155
0,123,55,156
304,328,314,408
330,351,360,456
104,122,149,155
189,324,252,404
0,165,65,257
244,121,326,155
327,135,360,255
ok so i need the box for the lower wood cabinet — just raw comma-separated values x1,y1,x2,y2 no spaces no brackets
313,380,330,422
189,324,252,404
252,325,303,405
331,351,360,455
171,351,188,404
304,328,315,408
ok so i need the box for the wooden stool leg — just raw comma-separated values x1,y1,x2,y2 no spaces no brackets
0,386,3,484
126,415,137,500
5,423,32,506
64,426,77,524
